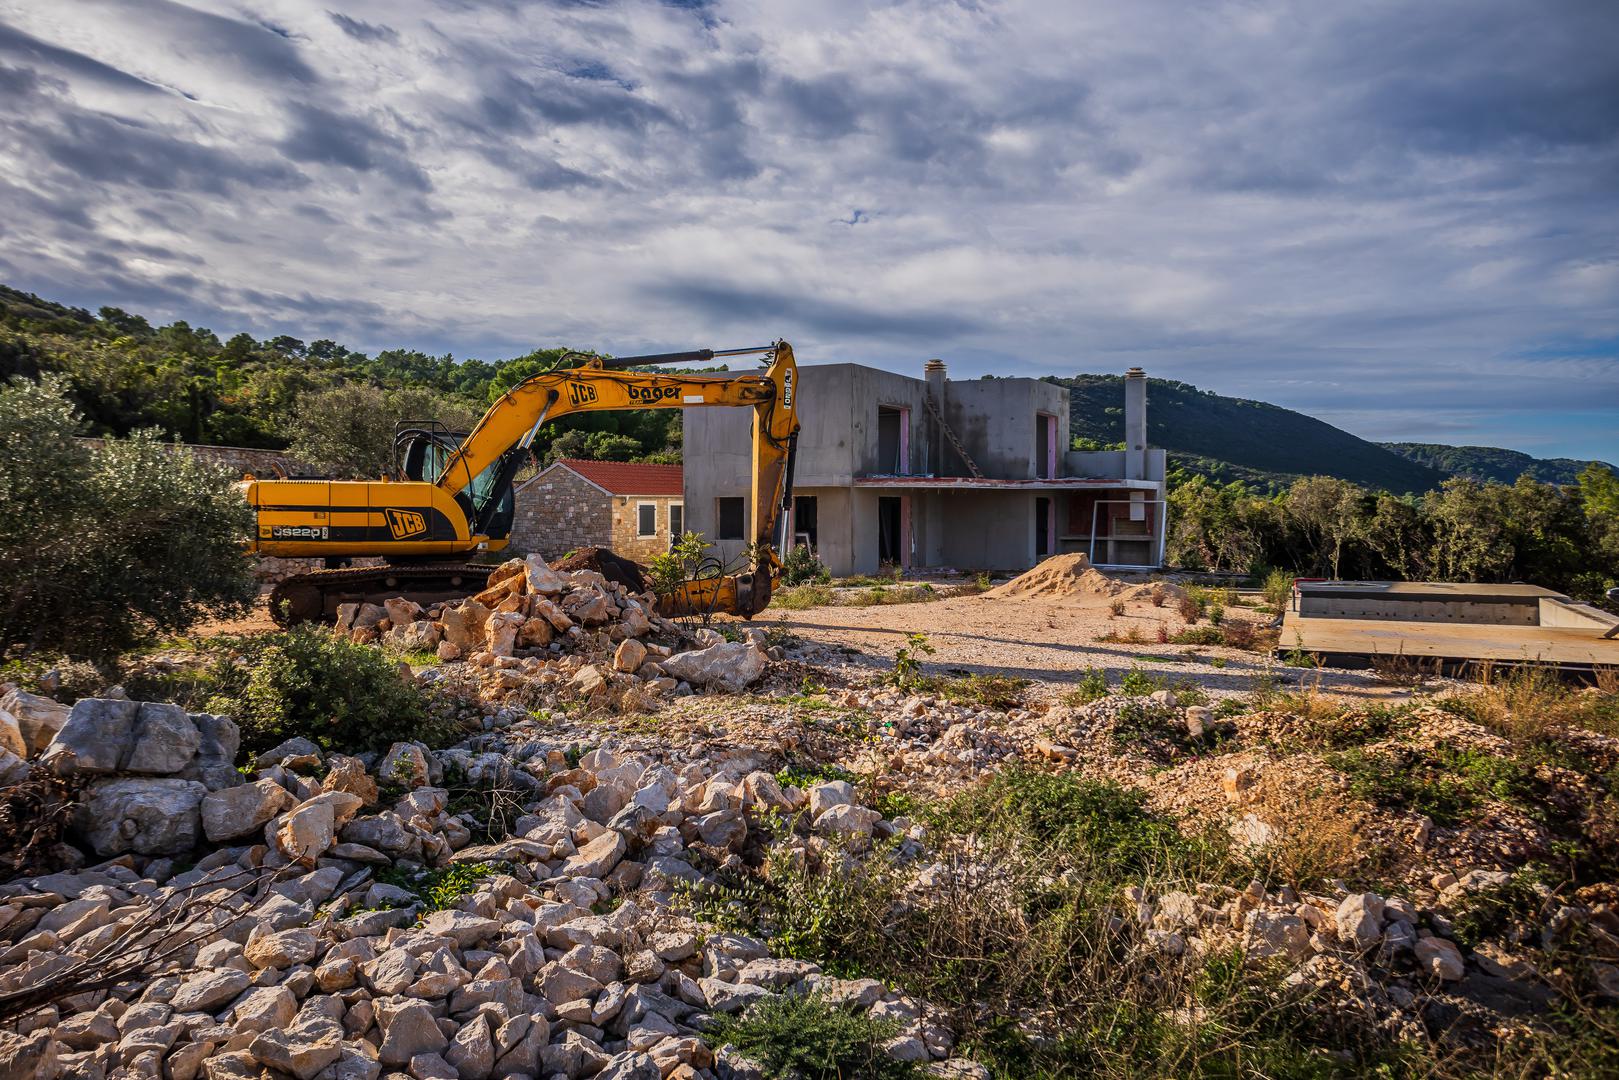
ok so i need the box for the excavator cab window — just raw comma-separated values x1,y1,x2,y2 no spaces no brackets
395,422,522,542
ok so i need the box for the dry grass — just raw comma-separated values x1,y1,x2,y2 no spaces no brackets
1443,664,1619,741
1246,771,1387,887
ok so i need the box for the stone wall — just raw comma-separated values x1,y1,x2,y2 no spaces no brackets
610,495,680,563
509,468,613,558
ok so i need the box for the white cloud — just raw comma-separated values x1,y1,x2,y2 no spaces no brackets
0,0,1614,457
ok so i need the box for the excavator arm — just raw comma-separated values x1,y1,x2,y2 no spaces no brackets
432,340,800,618
251,341,799,623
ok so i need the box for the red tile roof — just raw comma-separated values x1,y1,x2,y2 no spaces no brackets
552,458,683,496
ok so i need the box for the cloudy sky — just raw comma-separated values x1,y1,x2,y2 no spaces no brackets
1,1,1615,459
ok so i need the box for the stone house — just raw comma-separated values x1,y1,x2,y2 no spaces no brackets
508,459,684,562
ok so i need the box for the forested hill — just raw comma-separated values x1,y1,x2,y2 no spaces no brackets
1050,374,1449,493
0,283,682,473
1380,442,1615,486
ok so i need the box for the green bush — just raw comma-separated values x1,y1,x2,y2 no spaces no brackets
1064,668,1110,705
709,993,921,1080
928,767,1223,881
781,544,832,586
208,627,453,756
0,376,256,660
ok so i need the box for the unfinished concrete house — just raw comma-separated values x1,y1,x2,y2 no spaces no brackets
684,361,1166,576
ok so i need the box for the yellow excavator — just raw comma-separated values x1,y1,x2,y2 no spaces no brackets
247,341,799,624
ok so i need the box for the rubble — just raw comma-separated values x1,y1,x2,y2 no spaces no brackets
0,568,1609,1077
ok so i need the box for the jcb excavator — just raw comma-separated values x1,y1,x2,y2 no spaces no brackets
247,341,798,625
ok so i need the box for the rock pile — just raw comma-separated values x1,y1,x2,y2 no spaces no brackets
335,555,775,702
0,696,984,1080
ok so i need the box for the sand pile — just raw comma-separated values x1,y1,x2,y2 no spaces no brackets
984,553,1184,604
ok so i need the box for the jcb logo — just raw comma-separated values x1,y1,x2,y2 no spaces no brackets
628,384,678,404
567,382,598,406
385,508,427,539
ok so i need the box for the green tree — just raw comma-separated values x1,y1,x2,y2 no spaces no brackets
285,384,483,478
0,376,257,660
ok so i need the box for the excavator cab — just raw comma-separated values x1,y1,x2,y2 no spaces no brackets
395,422,522,544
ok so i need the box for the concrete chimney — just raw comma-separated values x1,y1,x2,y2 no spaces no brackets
1124,367,1147,481
924,359,946,476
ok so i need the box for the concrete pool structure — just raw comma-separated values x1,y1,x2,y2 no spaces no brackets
1279,580,1619,674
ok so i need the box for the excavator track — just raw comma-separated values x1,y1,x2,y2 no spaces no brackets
268,563,496,627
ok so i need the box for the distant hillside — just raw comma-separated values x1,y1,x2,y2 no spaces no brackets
1380,442,1614,486
1050,375,1449,493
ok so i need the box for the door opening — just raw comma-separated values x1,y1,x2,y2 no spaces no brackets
878,496,902,565
1036,497,1052,560
793,495,819,554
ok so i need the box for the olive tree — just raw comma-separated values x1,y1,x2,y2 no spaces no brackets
285,384,482,478
0,376,257,660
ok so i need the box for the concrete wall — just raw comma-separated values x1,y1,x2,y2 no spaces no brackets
1540,598,1619,631
1297,596,1540,625
1066,448,1167,483
944,378,1070,479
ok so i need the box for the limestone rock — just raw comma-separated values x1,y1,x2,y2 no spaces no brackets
202,780,294,843
377,999,449,1066
378,743,431,789
0,687,69,755
41,697,139,773
614,639,648,674
1335,893,1385,952
661,641,767,692
562,830,626,878
76,777,206,856
525,553,566,595
322,754,379,805
447,1015,495,1080
1415,936,1466,981
126,702,202,773
169,968,251,1013
249,1015,344,1080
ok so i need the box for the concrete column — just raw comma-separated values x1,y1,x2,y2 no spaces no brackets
1124,367,1147,481
924,359,946,476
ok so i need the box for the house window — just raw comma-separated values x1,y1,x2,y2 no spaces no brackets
637,502,657,538
716,497,744,540
669,503,683,542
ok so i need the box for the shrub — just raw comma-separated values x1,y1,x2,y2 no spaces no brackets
1119,667,1165,697
1208,603,1225,626
1176,595,1202,624
373,860,508,912
0,376,256,661
929,767,1221,879
772,584,834,610
1065,668,1109,704
914,672,1029,711
1172,626,1225,647
208,627,454,756
708,993,921,1080
887,632,934,690
781,544,832,587
1109,598,1127,617
1261,568,1293,613
1220,621,1259,650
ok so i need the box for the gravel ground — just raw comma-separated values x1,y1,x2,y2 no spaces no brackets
760,590,1418,704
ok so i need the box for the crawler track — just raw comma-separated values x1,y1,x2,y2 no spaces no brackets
268,563,496,626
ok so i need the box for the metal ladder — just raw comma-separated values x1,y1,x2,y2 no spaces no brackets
924,392,983,478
